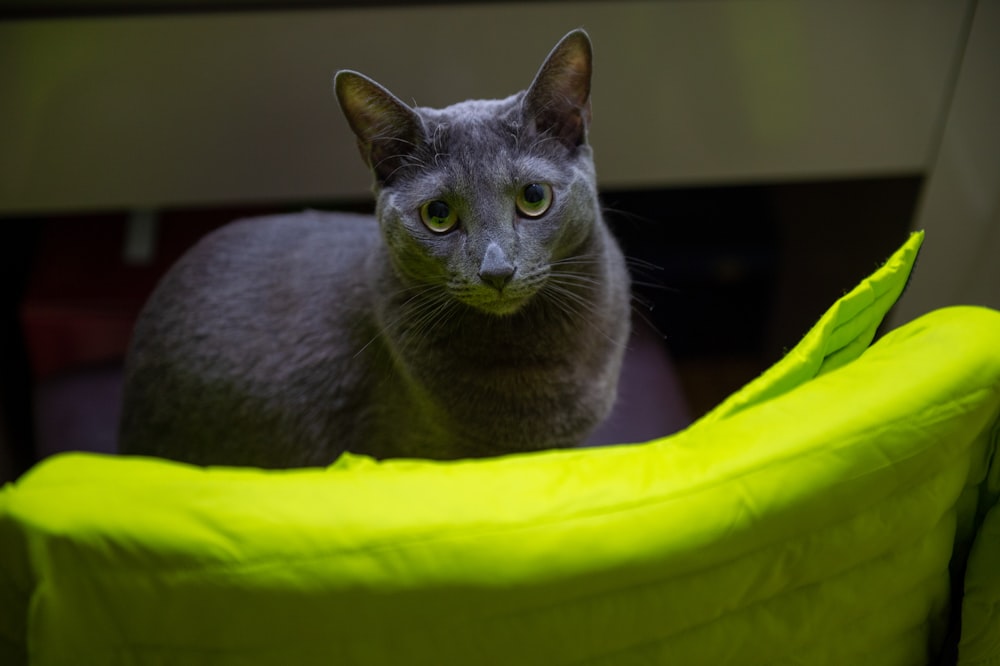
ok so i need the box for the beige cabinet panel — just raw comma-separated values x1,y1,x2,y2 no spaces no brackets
0,1,967,212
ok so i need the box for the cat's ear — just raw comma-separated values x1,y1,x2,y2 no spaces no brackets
522,29,593,150
334,70,425,184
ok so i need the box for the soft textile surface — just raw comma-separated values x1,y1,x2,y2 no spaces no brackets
2,232,1000,665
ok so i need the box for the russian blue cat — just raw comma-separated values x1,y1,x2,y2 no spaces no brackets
119,29,632,466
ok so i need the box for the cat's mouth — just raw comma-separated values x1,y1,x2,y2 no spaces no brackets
453,283,538,317
478,293,531,316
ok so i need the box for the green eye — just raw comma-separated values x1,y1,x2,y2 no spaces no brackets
515,183,553,218
419,200,459,234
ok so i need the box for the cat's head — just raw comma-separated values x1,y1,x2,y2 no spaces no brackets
334,30,602,316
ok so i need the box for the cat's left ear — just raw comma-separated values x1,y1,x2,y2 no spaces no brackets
522,29,593,150
335,70,425,184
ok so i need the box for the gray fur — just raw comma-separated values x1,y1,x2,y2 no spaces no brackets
119,30,631,466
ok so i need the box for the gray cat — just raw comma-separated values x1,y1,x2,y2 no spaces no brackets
119,29,631,467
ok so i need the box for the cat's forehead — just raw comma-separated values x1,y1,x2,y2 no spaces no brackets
416,94,521,126
415,94,523,148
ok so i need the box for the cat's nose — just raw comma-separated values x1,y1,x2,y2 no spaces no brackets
478,242,516,291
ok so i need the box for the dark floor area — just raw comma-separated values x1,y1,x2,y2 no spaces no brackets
0,175,923,482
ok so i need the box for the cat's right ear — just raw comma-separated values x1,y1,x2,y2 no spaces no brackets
522,29,593,150
334,70,425,184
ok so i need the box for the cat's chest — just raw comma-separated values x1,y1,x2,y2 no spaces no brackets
398,317,594,409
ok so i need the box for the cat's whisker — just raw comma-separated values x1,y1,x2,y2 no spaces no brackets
554,262,671,342
534,285,583,324
400,293,451,332
630,292,656,311
391,288,462,359
408,296,455,341
631,280,679,293
600,205,658,227
352,336,380,360
541,277,604,319
548,270,603,287
549,266,669,339
386,281,443,303
624,256,665,272
550,276,667,340
353,282,449,359
629,302,668,341
539,282,626,350
547,264,660,350
552,254,671,294
549,257,603,269
620,256,681,302
545,289,600,320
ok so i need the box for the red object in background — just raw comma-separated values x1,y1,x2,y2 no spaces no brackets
20,209,269,380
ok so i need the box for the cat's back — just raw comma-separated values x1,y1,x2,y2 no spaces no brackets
136,210,378,352
120,210,383,466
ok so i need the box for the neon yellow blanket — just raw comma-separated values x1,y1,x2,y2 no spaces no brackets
3,232,999,665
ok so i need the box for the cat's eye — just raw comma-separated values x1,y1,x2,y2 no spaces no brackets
419,200,459,234
515,183,553,218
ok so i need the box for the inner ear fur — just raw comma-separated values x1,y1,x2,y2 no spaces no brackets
334,70,425,183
